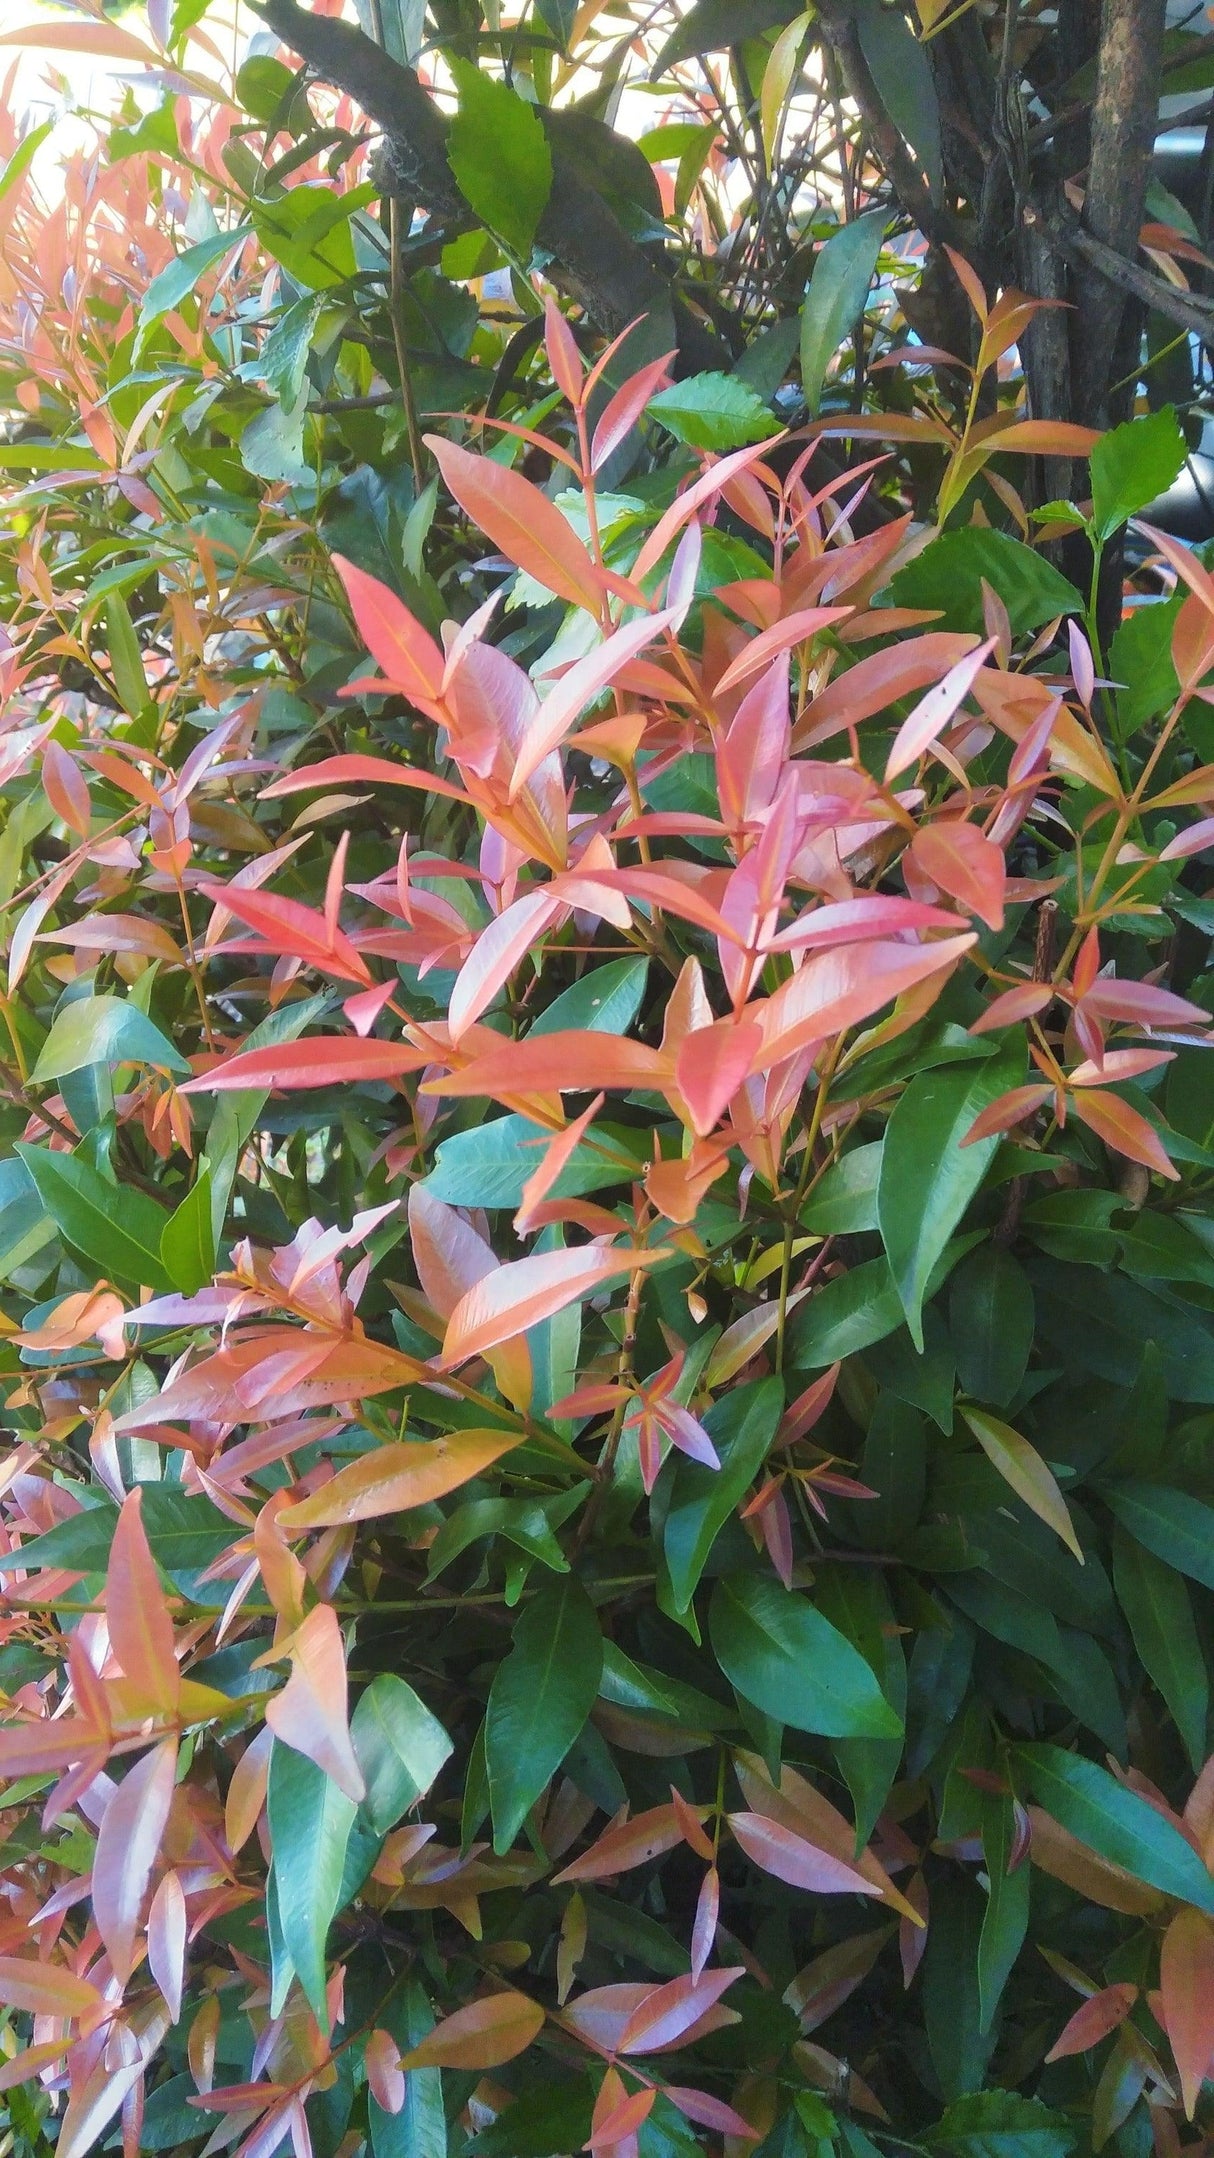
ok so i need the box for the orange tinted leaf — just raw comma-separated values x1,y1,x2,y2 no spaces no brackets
147,1871,187,2023
910,821,1006,930
713,608,854,696
510,608,679,798
980,419,1100,457
41,739,91,838
754,934,975,1069
402,1989,545,2070
1069,1089,1180,1182
676,1019,763,1137
553,1805,689,1883
591,351,676,471
279,1429,526,1529
448,891,564,1041
666,2086,760,2139
885,640,996,780
106,1487,179,1716
194,879,371,986
441,1245,660,1368
365,2029,406,2114
728,1812,880,1896
92,1737,178,1984
427,437,604,615
430,1030,667,1102
960,1407,1083,1562
690,1866,720,1980
332,555,444,706
224,1725,273,1855
0,1956,104,2019
587,2077,656,2147
1045,1983,1138,2063
183,1036,427,1092
265,1604,365,1802
1160,1908,1214,2116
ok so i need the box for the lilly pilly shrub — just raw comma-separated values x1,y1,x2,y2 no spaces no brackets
4,314,1214,2158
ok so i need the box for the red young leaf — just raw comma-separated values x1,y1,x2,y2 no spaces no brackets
1044,1983,1138,2062
617,1967,745,2055
727,1812,882,1897
92,1737,179,1984
427,436,605,615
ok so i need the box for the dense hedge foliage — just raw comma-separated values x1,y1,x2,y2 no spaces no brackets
3,8,1214,2158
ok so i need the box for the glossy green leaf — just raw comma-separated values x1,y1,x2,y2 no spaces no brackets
661,1378,783,1612
352,1676,454,1835
1015,1743,1214,1911
800,211,886,416
854,0,942,200
527,958,649,1038
879,1044,1024,1349
33,994,188,1084
801,1141,882,1235
486,1576,602,1852
371,1980,445,2158
1111,1525,1208,1771
267,1740,357,2022
709,1574,902,1739
15,1143,170,1292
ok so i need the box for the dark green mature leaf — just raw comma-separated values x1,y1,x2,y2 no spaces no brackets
949,1246,1034,1408
978,1792,1029,2032
1029,1258,1214,1401
448,63,553,260
801,212,887,416
801,1141,882,1234
1111,1525,1208,1770
890,528,1083,636
371,1980,445,2158
786,1255,904,1367
926,2091,1077,2158
1015,1743,1214,1910
486,1576,602,1852
648,372,780,451
1104,1479,1214,1590
0,1487,234,1577
854,0,942,200
652,0,801,71
1090,406,1187,541
879,1044,1024,1348
922,1875,994,2099
267,1741,357,2022
662,1378,783,1611
16,1143,171,1292
709,1574,902,1739
352,1676,454,1834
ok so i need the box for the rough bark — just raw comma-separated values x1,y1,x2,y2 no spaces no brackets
256,0,723,371
1071,0,1169,427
